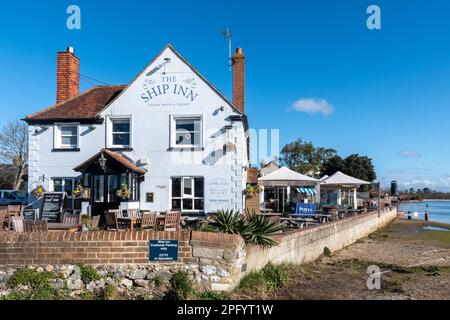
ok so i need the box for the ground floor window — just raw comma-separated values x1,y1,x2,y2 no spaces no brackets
53,177,78,198
171,177,204,212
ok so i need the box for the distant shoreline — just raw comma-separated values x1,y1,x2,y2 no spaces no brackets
399,199,450,203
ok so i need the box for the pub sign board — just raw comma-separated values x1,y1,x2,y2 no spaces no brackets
41,192,65,222
149,240,179,262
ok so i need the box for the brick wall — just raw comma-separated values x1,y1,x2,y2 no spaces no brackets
0,231,191,265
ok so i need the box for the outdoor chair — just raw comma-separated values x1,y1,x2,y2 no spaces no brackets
104,211,118,230
127,209,141,218
91,215,101,230
24,220,48,233
164,210,181,232
11,216,24,233
141,211,157,230
62,214,81,224
109,209,122,218
8,205,22,215
0,210,7,231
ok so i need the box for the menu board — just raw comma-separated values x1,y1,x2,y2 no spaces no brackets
22,209,39,221
41,192,65,222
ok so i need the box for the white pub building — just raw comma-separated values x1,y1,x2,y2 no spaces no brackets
24,44,249,216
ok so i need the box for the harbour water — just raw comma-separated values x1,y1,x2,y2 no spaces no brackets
398,200,450,225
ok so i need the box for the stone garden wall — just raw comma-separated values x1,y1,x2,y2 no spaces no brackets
0,229,245,297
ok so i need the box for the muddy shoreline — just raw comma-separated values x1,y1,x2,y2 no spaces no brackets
233,219,450,300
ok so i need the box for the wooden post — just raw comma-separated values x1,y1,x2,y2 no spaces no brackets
424,211,429,221
377,182,381,218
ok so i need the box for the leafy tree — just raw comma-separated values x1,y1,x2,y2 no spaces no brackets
321,155,346,177
280,139,336,177
344,154,376,182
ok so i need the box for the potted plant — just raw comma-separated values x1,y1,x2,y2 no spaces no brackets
81,214,92,232
73,181,84,198
116,183,130,200
31,185,46,198
244,184,262,197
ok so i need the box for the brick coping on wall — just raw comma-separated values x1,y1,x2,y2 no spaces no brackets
249,209,395,248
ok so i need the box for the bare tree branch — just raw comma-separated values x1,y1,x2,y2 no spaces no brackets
0,120,28,190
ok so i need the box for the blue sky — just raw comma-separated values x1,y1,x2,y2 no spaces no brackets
1,0,450,191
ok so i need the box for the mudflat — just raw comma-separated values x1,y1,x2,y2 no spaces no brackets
236,219,450,300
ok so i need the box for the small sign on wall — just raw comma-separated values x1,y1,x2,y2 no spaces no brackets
146,192,154,203
149,240,178,261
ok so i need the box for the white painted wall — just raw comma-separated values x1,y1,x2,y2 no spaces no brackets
28,46,248,213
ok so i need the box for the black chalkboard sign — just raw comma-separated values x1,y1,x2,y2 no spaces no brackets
41,192,65,222
23,209,39,221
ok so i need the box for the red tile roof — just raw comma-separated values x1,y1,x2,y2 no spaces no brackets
24,85,126,123
73,148,146,174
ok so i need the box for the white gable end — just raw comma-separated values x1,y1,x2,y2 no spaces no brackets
101,45,239,117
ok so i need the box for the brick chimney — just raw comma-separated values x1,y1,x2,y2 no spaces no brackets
232,47,245,113
56,46,79,104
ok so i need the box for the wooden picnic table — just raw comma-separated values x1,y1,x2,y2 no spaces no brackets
47,223,81,233
280,217,318,229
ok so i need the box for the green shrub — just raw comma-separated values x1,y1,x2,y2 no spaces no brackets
6,268,53,290
165,271,195,300
237,271,266,291
261,263,287,289
78,291,95,300
197,291,229,300
153,275,163,289
77,264,101,283
237,263,288,294
5,268,68,300
98,284,117,300
323,247,332,257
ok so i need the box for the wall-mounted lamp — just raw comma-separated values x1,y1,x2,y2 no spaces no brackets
98,153,107,171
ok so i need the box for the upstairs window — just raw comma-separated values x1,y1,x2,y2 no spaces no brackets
54,124,79,149
108,117,132,148
170,116,203,148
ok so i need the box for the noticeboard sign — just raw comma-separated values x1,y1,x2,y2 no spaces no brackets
149,240,178,262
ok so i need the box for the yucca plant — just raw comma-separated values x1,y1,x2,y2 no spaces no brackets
242,212,283,248
211,209,245,234
208,210,282,248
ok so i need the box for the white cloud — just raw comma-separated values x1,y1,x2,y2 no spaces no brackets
399,149,421,158
291,98,334,116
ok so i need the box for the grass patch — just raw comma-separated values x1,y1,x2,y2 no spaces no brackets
236,263,288,297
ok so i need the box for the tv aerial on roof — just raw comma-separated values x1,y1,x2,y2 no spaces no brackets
220,27,232,72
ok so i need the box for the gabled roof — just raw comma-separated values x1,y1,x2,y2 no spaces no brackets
258,166,318,187
320,171,370,187
24,85,126,123
24,44,244,124
73,148,146,174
